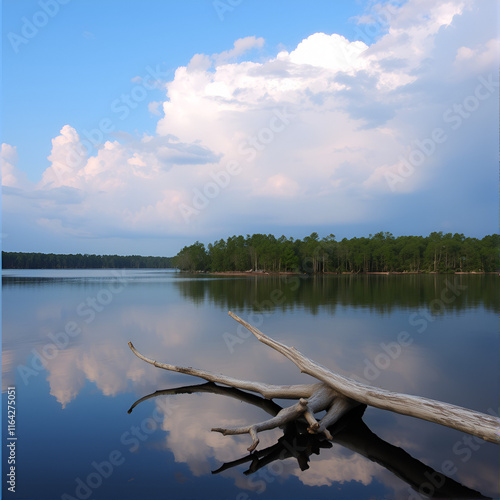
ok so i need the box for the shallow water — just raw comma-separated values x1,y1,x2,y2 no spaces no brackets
2,270,498,499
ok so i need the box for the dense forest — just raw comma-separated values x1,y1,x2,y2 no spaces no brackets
2,252,173,269
172,232,499,274
3,232,498,272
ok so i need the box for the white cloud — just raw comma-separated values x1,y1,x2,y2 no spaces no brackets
2,0,498,246
147,100,163,116
215,35,265,64
456,46,474,60
1,143,31,189
284,32,368,73
39,124,87,189
257,174,301,198
454,38,500,74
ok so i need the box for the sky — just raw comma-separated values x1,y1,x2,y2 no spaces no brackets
1,0,499,257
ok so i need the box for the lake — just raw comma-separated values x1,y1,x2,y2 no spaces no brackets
1,270,498,499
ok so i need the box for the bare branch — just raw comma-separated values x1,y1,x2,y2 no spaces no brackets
228,312,500,444
212,399,310,452
128,341,319,399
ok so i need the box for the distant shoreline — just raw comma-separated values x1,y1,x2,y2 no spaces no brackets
206,270,497,276
173,233,499,275
2,269,495,275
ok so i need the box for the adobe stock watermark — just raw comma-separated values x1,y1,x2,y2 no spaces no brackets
235,460,288,499
222,240,337,353
213,0,243,21
178,106,295,224
407,406,499,499
222,277,299,353
61,398,176,500
7,0,71,54
358,278,467,383
352,1,399,45
60,64,169,172
223,239,340,353
49,64,170,187
17,271,128,385
339,1,400,67
386,73,499,191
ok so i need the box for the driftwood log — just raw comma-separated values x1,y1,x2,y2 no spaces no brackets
128,383,488,498
128,311,499,452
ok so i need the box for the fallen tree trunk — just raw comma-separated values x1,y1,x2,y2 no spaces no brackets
227,312,499,444
128,311,499,449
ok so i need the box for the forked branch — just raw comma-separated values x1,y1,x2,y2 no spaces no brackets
128,313,499,450
213,399,311,452
128,341,319,399
227,311,500,444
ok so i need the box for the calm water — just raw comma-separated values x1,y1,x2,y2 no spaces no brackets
1,270,499,500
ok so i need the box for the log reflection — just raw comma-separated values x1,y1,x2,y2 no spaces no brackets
129,383,489,499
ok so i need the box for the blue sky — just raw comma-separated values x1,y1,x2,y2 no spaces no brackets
2,0,363,177
1,0,498,256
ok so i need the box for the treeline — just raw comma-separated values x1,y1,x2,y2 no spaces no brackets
2,252,173,269
173,232,499,273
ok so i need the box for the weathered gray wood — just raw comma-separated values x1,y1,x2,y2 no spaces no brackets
128,341,318,399
213,399,311,452
128,341,351,447
128,312,499,450
228,311,500,444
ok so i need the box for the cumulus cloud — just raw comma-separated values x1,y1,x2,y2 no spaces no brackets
2,0,498,247
1,143,31,190
215,35,265,64
283,33,368,73
3,125,223,240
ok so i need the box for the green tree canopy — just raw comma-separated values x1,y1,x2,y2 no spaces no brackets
172,232,499,274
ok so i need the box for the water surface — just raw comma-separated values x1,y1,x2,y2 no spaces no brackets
2,270,498,499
